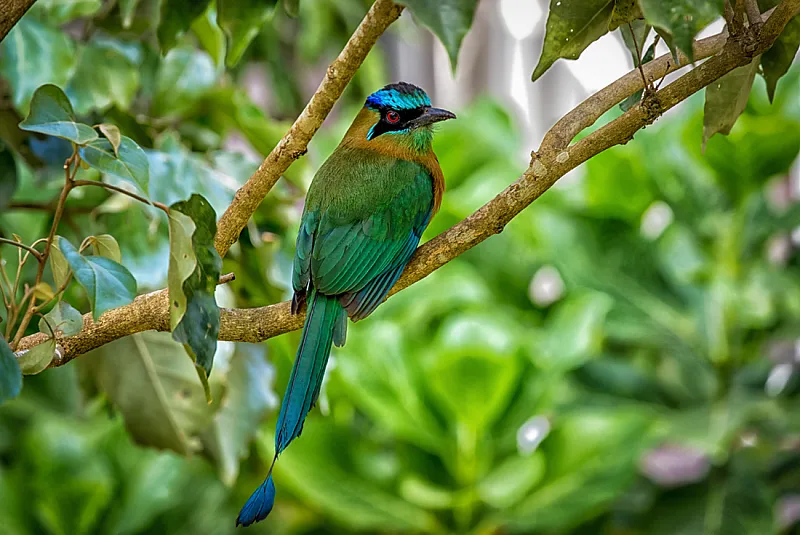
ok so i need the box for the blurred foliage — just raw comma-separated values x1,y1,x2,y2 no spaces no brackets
1,1,800,534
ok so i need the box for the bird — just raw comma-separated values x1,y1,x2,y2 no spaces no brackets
235,82,455,527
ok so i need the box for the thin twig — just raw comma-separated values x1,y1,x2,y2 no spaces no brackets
32,273,73,313
627,22,650,92
71,180,170,215
0,238,42,262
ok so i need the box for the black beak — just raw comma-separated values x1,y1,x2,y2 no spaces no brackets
412,107,457,128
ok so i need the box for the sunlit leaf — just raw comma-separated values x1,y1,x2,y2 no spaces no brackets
532,0,615,81
397,0,479,70
18,85,97,145
479,452,547,508
168,194,222,401
158,0,212,52
639,0,723,62
79,136,150,195
0,18,75,114
57,237,137,321
191,4,227,68
702,57,760,148
0,337,22,404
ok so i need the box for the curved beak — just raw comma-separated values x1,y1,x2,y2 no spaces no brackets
411,107,457,129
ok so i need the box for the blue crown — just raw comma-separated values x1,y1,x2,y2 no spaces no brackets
366,82,431,111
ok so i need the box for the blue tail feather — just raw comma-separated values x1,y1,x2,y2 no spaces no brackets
236,469,276,527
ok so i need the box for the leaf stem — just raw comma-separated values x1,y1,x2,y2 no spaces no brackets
72,180,170,215
627,22,650,93
0,238,42,262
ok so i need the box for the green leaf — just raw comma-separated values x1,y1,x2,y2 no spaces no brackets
639,0,724,62
88,234,122,263
98,124,122,156
152,47,217,117
201,344,276,485
119,0,140,28
0,141,18,212
65,41,140,115
57,237,137,321
758,0,800,102
158,0,213,52
532,0,615,81
85,331,226,455
18,84,98,145
168,194,222,402
30,0,102,24
619,38,657,111
50,238,71,290
609,0,644,30
479,452,547,508
702,57,760,148
0,337,22,404
0,18,76,114
191,4,227,68
79,136,150,195
396,0,479,70
619,19,651,67
17,337,55,375
218,0,278,67
42,301,84,337
283,0,300,17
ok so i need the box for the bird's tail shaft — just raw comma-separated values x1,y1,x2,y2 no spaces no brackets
236,290,343,527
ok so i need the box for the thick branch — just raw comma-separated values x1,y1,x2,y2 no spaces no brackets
0,0,35,42
213,0,404,256
16,0,800,364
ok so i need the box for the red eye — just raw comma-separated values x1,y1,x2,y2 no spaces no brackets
386,110,400,124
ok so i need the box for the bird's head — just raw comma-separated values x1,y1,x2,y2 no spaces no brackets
356,82,456,153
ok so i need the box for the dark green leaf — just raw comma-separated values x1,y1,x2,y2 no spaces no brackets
0,18,75,114
0,141,18,212
85,331,227,454
79,136,150,195
703,57,760,148
0,337,22,404
18,84,97,145
218,0,278,67
396,0,479,70
89,234,122,263
758,0,800,102
191,4,226,68
158,0,212,52
639,0,723,62
532,0,615,81
619,20,652,67
65,41,140,115
283,0,300,17
168,194,222,402
609,0,644,31
57,237,137,321
98,124,122,156
152,47,217,117
42,301,84,337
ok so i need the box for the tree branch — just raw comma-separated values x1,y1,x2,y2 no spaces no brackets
0,0,36,42
15,0,800,366
213,0,405,256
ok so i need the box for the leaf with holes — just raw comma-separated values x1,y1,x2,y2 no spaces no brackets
217,0,279,67
397,0,479,70
533,0,615,81
168,194,222,402
79,136,149,195
639,0,723,62
43,301,83,337
0,337,22,404
18,85,97,145
703,57,760,148
58,237,137,321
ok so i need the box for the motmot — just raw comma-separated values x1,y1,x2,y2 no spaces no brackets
236,82,455,527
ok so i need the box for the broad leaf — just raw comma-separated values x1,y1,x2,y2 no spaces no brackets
758,0,800,102
0,337,22,404
0,18,75,114
152,47,217,117
98,124,121,156
619,20,651,67
532,0,615,81
49,238,71,290
18,85,97,145
57,237,137,321
702,57,760,148
217,0,278,67
168,194,222,402
609,0,644,30
0,141,18,212
65,41,140,115
79,137,150,195
397,0,479,70
42,301,84,337
190,4,227,68
85,331,226,454
89,234,122,263
639,0,724,62
158,0,212,52
201,344,276,485
17,335,55,375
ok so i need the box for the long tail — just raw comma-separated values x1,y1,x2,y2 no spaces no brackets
236,290,344,527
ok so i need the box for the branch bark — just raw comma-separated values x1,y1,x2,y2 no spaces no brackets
0,0,35,42
16,0,800,366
